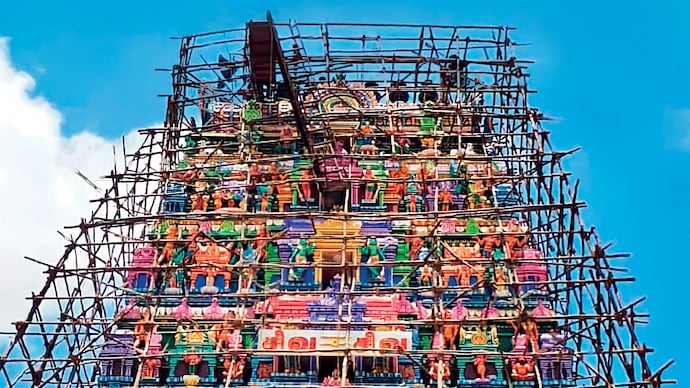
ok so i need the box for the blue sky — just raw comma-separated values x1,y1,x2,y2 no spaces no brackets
1,0,688,384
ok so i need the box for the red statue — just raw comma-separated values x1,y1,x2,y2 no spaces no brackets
473,355,487,380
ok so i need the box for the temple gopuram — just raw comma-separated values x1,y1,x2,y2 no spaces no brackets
0,13,674,388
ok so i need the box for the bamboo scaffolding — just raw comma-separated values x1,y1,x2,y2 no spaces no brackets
0,16,673,388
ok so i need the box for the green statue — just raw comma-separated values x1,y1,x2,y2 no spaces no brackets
288,238,315,281
360,237,386,281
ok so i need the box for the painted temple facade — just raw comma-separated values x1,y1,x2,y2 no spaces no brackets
98,17,577,388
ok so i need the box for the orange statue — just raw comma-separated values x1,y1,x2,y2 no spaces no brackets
299,170,314,201
222,358,233,379
133,311,154,349
183,347,202,375
473,226,501,257
268,162,287,182
504,220,527,259
473,355,487,380
439,187,453,211
419,264,433,286
442,309,459,349
407,236,423,260
494,267,507,293
232,359,245,379
190,238,232,290
429,360,450,380
190,193,209,211
360,121,374,136
212,190,225,210
256,363,272,379
157,225,179,266
511,357,535,381
260,193,269,212
142,357,158,378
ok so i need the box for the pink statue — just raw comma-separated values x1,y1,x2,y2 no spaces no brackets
531,300,555,317
483,305,500,318
393,293,416,315
116,299,142,320
513,334,528,352
204,298,224,320
431,331,443,349
451,301,468,320
173,297,192,321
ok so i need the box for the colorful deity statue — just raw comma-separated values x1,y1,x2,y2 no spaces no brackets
504,219,528,259
256,176,270,212
190,192,210,212
511,357,535,381
298,170,314,202
228,189,245,208
242,243,260,263
442,309,459,349
232,358,245,379
405,176,422,212
288,238,315,281
473,225,502,258
494,267,508,295
142,356,160,378
133,310,156,350
212,189,225,210
359,237,385,281
256,362,272,379
160,245,192,292
183,347,202,375
439,186,453,211
268,162,285,182
259,193,270,212
428,359,450,381
473,355,488,381
362,167,378,201
419,264,433,286
511,316,540,353
407,235,424,260
278,126,297,154
222,358,233,380
449,160,467,179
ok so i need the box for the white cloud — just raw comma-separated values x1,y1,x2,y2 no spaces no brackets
664,107,690,151
0,38,149,339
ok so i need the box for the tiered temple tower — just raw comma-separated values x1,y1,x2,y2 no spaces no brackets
0,13,674,388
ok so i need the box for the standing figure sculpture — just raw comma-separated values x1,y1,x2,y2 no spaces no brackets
359,237,385,281
298,170,314,203
473,355,488,381
362,167,378,201
439,186,453,211
288,237,315,281
405,176,422,212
